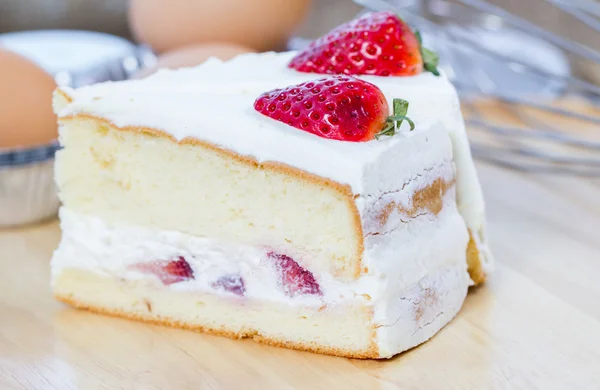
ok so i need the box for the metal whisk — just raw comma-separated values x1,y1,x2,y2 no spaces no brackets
354,0,600,176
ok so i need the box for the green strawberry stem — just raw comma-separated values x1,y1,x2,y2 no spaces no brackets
415,30,440,76
375,98,415,140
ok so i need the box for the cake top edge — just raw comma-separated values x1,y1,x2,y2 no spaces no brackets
53,50,461,186
55,51,452,99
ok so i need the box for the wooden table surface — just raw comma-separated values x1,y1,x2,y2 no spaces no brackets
2,108,600,389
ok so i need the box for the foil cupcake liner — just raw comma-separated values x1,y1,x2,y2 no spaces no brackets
0,30,155,88
0,142,60,227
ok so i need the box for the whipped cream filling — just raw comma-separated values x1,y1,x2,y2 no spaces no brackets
53,198,469,309
53,208,470,356
53,209,321,305
53,51,491,270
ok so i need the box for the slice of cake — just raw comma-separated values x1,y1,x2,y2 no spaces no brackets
51,12,492,359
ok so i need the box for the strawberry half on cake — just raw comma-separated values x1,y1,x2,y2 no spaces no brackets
51,12,492,359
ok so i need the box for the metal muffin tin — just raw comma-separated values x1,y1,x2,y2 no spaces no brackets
0,143,61,227
0,30,149,227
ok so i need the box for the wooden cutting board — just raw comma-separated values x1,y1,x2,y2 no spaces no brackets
2,103,600,389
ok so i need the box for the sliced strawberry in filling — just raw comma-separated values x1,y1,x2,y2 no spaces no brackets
130,256,194,285
267,252,322,297
212,275,245,296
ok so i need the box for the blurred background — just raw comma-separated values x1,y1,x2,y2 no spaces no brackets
1,0,600,227
1,0,599,53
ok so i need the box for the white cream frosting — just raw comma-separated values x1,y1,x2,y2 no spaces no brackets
375,262,469,357
54,51,491,270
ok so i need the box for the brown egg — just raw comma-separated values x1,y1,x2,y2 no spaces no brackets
129,0,313,53
0,49,57,148
136,43,255,78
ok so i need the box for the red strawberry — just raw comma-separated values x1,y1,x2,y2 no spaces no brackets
130,256,194,285
212,275,245,296
289,11,439,77
267,252,321,297
254,75,414,142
